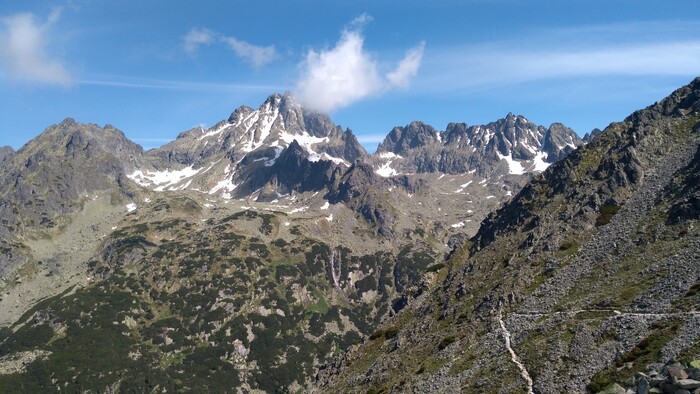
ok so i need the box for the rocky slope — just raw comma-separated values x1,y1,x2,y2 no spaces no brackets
315,78,700,393
0,120,143,281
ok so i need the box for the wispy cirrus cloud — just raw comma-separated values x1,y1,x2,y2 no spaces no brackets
0,7,71,86
418,22,700,93
295,15,426,113
221,36,277,68
78,74,282,92
183,27,214,53
183,27,277,68
387,41,425,89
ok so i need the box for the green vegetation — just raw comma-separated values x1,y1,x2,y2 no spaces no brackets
437,335,456,350
596,203,621,226
587,320,682,392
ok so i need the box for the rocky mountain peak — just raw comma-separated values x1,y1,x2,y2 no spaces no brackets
583,127,603,143
542,122,584,162
376,121,440,156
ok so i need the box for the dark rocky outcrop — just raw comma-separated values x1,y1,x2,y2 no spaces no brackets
327,161,395,237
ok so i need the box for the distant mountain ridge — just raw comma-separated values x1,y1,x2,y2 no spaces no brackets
123,94,583,202
373,113,583,178
0,93,584,276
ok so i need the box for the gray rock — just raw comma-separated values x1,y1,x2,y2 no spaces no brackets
689,368,700,380
637,376,650,394
677,380,700,390
598,383,627,394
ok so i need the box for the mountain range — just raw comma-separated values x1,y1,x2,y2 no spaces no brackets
0,78,697,393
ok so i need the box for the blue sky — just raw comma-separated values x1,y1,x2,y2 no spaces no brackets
1,1,699,152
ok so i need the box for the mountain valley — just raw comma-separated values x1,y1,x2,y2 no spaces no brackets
0,78,697,393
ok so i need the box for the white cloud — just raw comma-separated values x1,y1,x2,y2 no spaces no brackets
296,29,382,113
295,19,425,113
347,13,373,31
387,41,425,88
0,9,71,85
183,27,214,53
221,36,277,68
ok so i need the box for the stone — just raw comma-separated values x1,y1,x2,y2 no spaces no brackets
650,378,665,387
668,365,689,381
659,381,679,394
648,388,663,394
676,390,691,394
637,377,650,394
691,360,700,369
689,368,700,380
676,380,700,390
598,383,627,394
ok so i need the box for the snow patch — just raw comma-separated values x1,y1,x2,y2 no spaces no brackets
308,152,348,165
288,206,308,214
375,161,399,177
128,166,203,191
198,122,230,140
378,152,402,159
320,201,330,210
454,181,473,193
531,151,550,172
126,203,137,212
279,130,328,152
497,152,525,175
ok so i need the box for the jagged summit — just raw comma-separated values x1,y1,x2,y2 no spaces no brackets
125,93,366,198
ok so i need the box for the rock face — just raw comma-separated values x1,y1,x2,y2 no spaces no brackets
0,120,142,233
314,78,700,393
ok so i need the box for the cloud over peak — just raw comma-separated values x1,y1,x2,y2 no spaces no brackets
295,17,425,113
0,8,71,86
